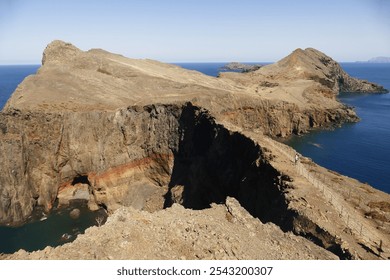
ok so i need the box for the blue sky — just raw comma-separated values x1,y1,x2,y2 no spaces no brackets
0,0,389,64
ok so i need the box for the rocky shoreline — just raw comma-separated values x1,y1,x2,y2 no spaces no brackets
0,41,389,259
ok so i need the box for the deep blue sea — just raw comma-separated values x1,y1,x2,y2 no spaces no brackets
174,62,268,77
0,65,40,110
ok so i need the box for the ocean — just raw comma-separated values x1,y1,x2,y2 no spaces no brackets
174,62,267,77
0,203,106,254
0,65,40,110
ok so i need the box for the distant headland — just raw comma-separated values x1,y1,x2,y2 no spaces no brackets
219,62,263,72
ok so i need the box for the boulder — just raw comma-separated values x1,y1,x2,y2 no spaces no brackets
69,208,80,219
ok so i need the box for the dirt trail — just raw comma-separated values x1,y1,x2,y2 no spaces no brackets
255,134,390,259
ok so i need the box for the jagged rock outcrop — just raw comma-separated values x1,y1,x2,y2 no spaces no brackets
1,41,389,260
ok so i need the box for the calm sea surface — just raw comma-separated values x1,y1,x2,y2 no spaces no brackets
0,62,389,253
0,203,105,254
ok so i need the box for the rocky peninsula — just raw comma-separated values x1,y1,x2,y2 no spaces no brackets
1,41,389,260
219,62,263,73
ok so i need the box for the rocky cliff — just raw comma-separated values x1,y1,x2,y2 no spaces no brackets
1,41,389,260
0,104,185,224
269,48,387,93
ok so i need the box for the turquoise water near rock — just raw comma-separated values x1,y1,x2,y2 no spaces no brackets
0,201,106,254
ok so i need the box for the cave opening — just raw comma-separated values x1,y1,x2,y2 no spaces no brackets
71,175,90,186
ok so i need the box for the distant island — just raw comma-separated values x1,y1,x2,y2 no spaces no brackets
357,56,390,63
219,62,263,72
368,57,390,63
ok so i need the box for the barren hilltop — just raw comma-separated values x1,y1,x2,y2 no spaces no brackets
1,41,389,260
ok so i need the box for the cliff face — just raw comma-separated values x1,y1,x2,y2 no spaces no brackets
218,100,358,137
1,41,389,260
0,105,181,224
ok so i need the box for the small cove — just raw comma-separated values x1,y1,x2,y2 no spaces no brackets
0,201,106,254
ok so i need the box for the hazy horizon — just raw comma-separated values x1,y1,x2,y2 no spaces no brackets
1,0,389,64
1,60,390,66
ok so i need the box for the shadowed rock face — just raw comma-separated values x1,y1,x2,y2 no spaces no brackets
165,105,291,225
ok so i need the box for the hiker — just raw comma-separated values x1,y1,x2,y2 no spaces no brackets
294,153,299,165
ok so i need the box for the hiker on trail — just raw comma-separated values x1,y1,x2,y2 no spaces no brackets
294,153,299,165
